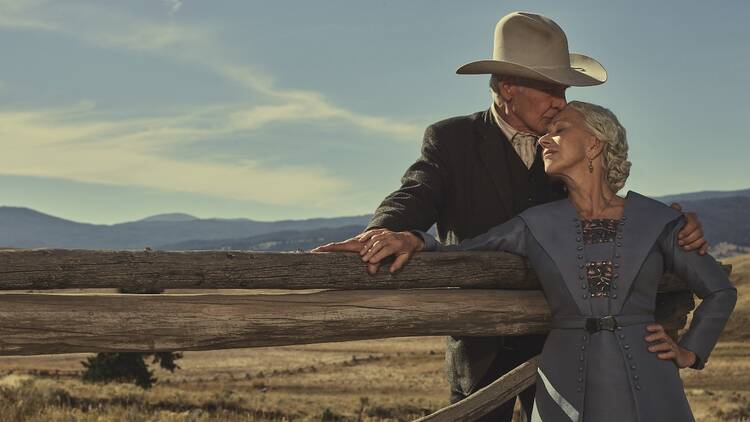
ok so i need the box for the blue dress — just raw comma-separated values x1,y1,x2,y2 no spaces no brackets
417,191,737,421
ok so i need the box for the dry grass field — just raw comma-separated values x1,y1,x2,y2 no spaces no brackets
0,253,748,421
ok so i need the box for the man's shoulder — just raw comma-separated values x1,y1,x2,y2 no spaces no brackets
423,110,488,149
427,110,485,133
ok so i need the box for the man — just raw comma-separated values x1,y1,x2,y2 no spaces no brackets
314,12,707,421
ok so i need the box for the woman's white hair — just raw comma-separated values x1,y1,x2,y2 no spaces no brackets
566,101,631,193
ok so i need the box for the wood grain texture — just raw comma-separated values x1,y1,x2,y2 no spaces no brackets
0,249,700,292
0,289,691,357
416,356,540,422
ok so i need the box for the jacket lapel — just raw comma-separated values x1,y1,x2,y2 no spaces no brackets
608,192,682,314
519,199,590,314
474,109,514,217
519,192,683,316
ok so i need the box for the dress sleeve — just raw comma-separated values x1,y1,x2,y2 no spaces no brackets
412,216,528,257
658,217,738,369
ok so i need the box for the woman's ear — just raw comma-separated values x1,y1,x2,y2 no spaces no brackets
588,136,604,160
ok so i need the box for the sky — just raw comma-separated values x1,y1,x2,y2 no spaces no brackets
1,0,748,224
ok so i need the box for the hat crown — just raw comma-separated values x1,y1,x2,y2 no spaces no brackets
493,12,571,69
455,11,607,87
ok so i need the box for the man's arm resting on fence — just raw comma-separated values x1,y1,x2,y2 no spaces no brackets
359,217,529,274
312,125,448,253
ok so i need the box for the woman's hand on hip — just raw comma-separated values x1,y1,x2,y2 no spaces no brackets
644,323,697,368
358,230,425,275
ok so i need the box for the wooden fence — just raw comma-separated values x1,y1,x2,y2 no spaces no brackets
0,248,710,420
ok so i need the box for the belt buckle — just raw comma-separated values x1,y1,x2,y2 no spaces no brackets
600,315,618,331
585,315,619,333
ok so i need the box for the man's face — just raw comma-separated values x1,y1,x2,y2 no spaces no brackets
503,80,568,135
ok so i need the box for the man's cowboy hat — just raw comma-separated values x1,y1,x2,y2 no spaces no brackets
457,12,607,87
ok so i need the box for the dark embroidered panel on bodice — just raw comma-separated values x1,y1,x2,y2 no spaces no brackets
581,219,619,244
586,260,613,297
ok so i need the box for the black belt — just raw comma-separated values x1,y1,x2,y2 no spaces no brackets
551,314,654,334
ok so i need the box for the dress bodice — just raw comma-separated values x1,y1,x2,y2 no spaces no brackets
579,218,623,316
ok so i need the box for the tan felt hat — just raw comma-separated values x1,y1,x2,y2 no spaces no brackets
457,12,607,87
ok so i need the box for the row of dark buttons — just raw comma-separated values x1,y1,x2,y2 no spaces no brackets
616,326,642,391
577,333,588,392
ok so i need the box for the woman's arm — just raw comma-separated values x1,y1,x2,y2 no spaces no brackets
358,216,529,274
656,217,738,369
414,215,528,256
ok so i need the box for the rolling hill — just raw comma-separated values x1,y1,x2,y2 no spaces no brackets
1,187,747,251
656,188,750,204
0,207,371,250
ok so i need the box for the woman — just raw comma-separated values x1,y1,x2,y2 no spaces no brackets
355,101,737,421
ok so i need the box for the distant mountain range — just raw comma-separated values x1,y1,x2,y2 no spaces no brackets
0,207,371,250
160,225,367,252
1,188,748,251
671,196,750,248
655,188,750,204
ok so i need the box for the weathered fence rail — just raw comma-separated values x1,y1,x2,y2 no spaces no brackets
0,289,551,355
0,249,703,357
0,248,725,421
0,249,693,291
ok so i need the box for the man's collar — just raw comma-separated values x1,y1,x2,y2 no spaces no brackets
490,102,539,141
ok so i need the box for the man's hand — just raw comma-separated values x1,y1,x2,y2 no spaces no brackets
358,230,425,275
645,323,697,369
311,229,387,253
670,203,709,255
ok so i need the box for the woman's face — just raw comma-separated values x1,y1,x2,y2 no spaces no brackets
538,107,596,180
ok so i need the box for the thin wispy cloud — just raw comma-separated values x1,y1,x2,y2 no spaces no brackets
0,0,56,30
0,105,347,206
0,0,423,210
164,0,183,17
0,0,422,140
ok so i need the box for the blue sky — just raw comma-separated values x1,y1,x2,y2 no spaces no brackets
1,0,748,224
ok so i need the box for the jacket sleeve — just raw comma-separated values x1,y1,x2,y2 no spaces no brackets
365,124,448,233
658,217,737,369
412,216,528,257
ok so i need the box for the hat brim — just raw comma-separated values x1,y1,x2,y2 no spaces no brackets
456,53,607,87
